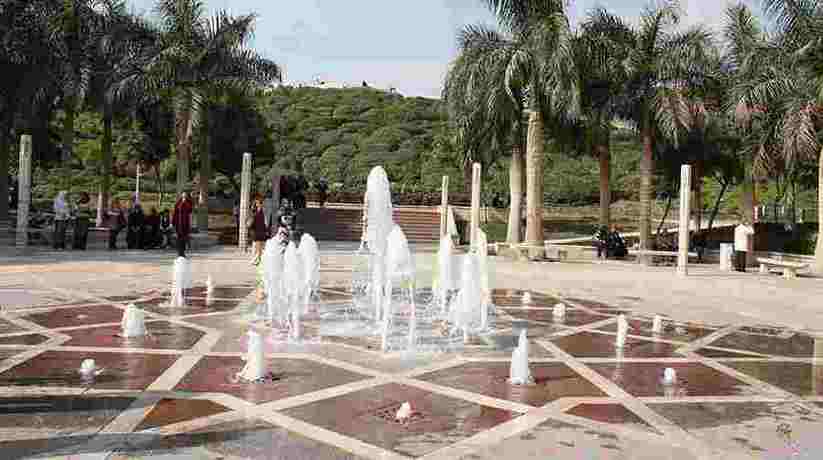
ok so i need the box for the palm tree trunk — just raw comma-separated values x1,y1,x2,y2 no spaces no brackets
525,109,545,246
597,126,611,229
694,157,703,230
0,104,12,222
463,161,472,193
197,109,211,232
638,115,654,253
175,95,193,197
656,194,672,237
707,180,728,231
506,144,524,243
62,93,76,190
814,146,823,273
99,106,113,219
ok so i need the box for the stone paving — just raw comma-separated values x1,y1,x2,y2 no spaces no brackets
0,245,821,459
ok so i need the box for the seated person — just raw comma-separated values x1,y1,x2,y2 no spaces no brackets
607,226,628,258
593,225,609,259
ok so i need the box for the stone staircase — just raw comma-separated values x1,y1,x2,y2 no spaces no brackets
300,207,442,242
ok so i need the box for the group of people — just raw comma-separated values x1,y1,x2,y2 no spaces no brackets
51,191,92,250
593,224,628,259
247,193,297,265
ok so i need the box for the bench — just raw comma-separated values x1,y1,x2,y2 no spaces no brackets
544,243,569,261
756,257,809,279
633,250,698,266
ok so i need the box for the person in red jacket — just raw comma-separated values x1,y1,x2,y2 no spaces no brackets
172,191,193,257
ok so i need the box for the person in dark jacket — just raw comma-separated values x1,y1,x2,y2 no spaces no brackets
594,225,609,259
72,192,91,250
172,192,193,257
251,195,268,265
107,199,127,250
127,201,145,249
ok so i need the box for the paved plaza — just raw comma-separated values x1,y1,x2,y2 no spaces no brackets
0,244,822,459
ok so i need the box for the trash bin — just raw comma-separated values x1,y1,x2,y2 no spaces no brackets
719,243,734,272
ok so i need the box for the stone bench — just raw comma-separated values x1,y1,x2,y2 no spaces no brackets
632,250,698,265
756,257,809,279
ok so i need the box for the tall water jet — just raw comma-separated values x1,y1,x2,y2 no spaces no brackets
299,233,320,314
436,235,455,314
509,330,533,385
522,291,533,305
364,167,394,323
662,367,677,386
616,314,628,349
170,257,192,307
283,242,303,340
263,239,284,323
206,274,214,296
386,225,415,351
652,315,664,334
454,253,481,343
121,304,146,338
237,329,267,381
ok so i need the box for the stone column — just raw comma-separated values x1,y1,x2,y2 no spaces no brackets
677,164,692,276
135,163,141,205
15,135,32,249
470,163,481,249
440,176,449,237
95,187,104,227
238,153,252,252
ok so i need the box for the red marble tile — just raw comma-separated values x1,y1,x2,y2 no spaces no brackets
103,295,145,302
284,382,518,457
24,304,124,329
566,403,658,433
135,398,229,431
563,297,616,310
136,298,240,316
725,361,823,396
550,331,681,358
597,319,715,343
174,356,370,404
61,321,204,350
0,334,50,346
124,418,366,459
158,286,252,299
0,351,178,390
418,362,606,407
708,331,820,358
694,347,765,358
589,362,758,397
0,396,135,431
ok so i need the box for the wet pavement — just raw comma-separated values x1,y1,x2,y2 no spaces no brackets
0,246,822,459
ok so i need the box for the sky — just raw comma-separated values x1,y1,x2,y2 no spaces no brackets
127,0,762,99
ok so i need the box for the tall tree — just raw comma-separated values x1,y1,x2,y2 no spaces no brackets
149,0,281,231
456,0,577,248
735,0,823,272
614,1,712,254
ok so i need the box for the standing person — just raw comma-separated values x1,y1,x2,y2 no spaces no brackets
172,192,193,258
72,192,91,250
251,195,268,265
107,199,127,250
52,191,70,250
734,218,755,272
593,225,609,259
131,202,146,249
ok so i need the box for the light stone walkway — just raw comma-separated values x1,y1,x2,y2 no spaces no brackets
0,245,820,459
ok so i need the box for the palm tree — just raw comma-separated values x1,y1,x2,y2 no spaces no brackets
612,1,712,253
462,0,577,248
572,8,634,229
148,0,282,231
733,0,823,272
443,24,526,243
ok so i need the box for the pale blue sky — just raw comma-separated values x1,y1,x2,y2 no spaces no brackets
127,0,761,99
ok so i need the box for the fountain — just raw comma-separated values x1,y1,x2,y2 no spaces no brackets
553,303,566,318
121,304,146,338
652,315,664,334
364,167,394,324
299,233,320,314
170,257,192,307
283,242,303,340
509,330,534,385
263,239,284,323
206,274,214,296
522,291,533,305
477,229,491,308
237,329,267,381
386,225,415,351
78,359,103,380
616,314,628,349
436,235,455,314
662,367,677,386
396,402,413,421
453,253,482,343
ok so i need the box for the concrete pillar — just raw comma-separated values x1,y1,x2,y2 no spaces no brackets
95,186,104,227
470,163,481,249
238,153,252,252
440,176,449,237
135,163,141,205
15,135,32,249
677,164,692,276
